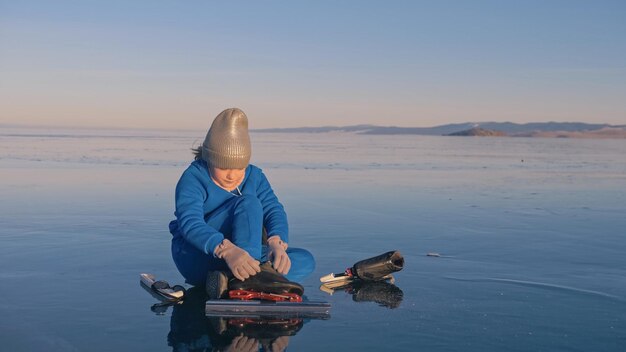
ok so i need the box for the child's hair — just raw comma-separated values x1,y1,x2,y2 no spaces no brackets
192,146,203,161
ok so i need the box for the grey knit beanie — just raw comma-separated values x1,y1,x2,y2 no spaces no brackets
202,108,251,169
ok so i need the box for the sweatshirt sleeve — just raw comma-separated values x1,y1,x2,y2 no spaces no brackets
256,170,289,243
174,170,224,255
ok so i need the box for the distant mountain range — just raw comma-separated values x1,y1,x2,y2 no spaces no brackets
254,122,626,138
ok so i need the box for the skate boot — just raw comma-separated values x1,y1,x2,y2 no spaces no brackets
352,250,404,281
206,270,231,300
229,261,304,296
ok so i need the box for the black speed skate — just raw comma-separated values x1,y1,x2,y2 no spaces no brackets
206,261,304,301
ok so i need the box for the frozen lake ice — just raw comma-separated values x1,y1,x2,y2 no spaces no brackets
1,127,625,351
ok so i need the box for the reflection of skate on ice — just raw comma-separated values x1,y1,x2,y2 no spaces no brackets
165,286,306,352
349,280,404,309
321,279,404,309
213,316,302,352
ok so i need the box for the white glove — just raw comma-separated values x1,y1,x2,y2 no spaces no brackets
214,239,260,281
268,236,291,275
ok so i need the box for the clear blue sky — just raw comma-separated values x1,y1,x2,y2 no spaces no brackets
1,0,625,129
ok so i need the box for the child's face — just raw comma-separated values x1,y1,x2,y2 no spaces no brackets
210,167,246,191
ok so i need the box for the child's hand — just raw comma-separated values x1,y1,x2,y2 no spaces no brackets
268,236,291,275
214,239,261,281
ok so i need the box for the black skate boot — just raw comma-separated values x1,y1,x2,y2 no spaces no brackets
206,270,231,300
229,261,304,296
352,250,404,281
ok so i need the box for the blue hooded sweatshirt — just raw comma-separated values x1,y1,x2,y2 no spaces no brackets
168,160,288,256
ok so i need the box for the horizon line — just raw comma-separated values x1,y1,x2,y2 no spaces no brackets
2,120,624,132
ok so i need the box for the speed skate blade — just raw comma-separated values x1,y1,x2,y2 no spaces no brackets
205,299,331,319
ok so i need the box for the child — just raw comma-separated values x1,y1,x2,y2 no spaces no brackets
169,108,315,298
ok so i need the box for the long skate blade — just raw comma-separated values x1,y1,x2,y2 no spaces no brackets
205,299,331,319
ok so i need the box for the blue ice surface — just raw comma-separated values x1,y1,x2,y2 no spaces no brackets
0,128,625,351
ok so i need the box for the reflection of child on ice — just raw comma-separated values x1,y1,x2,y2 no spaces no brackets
168,108,315,296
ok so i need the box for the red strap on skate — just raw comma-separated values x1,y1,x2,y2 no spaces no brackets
228,289,303,302
228,318,302,327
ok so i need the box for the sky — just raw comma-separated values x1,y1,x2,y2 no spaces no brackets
1,0,625,130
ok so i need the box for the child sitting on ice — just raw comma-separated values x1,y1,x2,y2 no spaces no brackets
169,108,314,298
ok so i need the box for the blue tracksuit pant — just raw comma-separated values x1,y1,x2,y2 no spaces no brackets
171,194,315,286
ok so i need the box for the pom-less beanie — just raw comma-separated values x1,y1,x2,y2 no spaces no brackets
202,108,251,169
